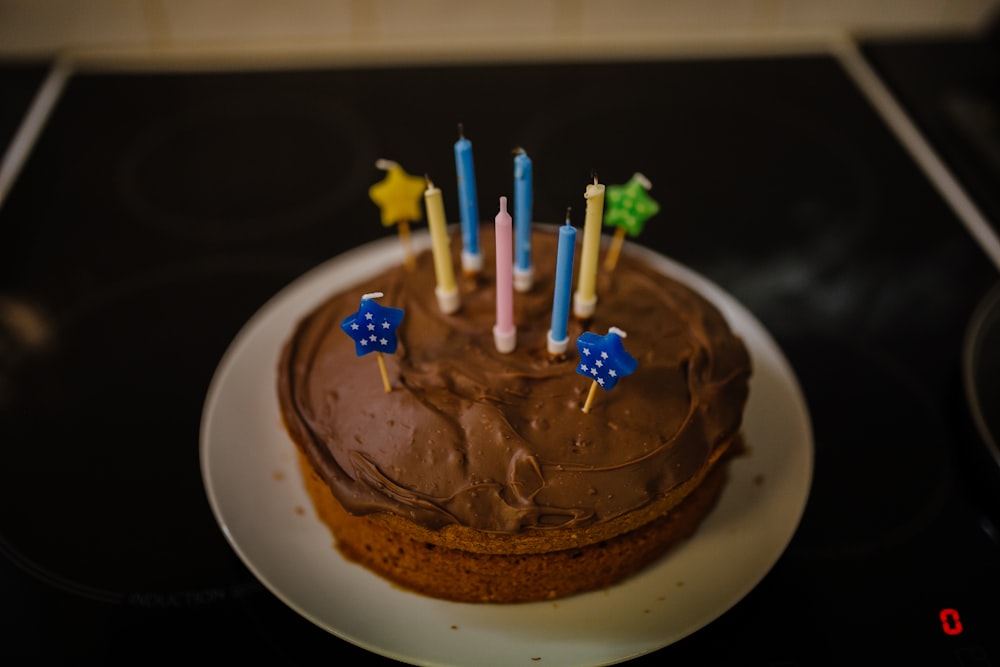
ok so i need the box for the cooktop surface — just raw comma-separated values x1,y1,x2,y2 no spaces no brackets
1,40,998,664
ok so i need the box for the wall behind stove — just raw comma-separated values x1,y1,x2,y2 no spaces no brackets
0,0,998,65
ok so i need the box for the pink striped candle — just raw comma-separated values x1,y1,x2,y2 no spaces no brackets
493,196,516,353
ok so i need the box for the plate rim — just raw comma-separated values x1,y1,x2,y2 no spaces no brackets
200,229,814,667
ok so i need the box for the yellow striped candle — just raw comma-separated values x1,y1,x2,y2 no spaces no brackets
423,177,461,314
573,177,605,319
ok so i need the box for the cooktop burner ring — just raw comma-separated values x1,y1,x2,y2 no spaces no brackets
962,280,1000,509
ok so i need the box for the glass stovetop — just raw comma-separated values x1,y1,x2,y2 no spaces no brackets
0,39,998,664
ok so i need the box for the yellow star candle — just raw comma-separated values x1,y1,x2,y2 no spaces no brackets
369,159,426,270
573,175,605,320
423,176,461,314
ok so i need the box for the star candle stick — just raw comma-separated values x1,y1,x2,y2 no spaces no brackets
340,292,405,393
603,172,660,271
369,159,426,270
576,326,637,413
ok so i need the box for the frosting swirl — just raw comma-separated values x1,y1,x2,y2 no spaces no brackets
278,228,751,536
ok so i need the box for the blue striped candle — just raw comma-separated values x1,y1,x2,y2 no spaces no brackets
454,125,481,273
513,148,533,291
547,214,577,356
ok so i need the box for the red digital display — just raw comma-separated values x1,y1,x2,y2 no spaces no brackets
939,608,963,636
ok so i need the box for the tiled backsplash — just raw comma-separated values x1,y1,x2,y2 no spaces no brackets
0,0,998,65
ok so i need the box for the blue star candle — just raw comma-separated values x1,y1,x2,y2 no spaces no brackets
513,147,534,291
576,326,638,413
454,124,482,274
340,292,405,392
547,211,577,356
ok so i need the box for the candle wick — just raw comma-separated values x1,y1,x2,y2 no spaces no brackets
424,173,433,188
565,206,572,224
457,122,464,139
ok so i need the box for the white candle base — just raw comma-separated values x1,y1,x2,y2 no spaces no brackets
493,325,517,354
461,251,483,274
435,285,461,315
513,265,534,292
546,331,569,356
573,292,597,319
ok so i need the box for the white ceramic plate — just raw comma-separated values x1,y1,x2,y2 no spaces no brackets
200,231,813,667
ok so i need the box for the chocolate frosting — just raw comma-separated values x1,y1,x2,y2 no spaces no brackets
277,227,751,535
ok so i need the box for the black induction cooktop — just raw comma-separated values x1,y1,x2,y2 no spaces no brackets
1,38,998,664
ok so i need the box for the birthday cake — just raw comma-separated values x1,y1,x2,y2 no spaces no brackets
276,223,752,603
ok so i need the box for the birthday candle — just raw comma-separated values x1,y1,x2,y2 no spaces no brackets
577,326,637,413
454,124,482,274
493,196,516,353
340,292,405,393
423,178,461,314
547,212,577,356
369,159,425,270
513,148,533,292
603,172,659,271
573,177,606,319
